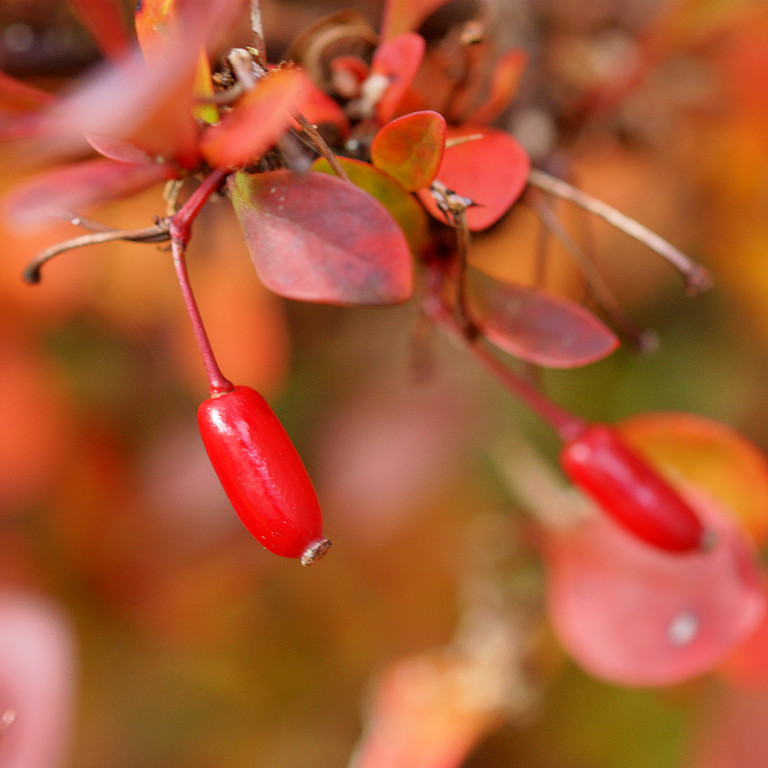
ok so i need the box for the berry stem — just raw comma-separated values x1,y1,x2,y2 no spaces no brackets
169,169,234,396
424,292,588,442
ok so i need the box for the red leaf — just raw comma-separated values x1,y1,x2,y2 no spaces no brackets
312,156,430,256
66,0,131,59
229,170,414,305
38,1,240,166
544,492,766,687
417,126,530,231
3,159,173,230
85,134,156,165
200,69,310,169
370,110,447,190
719,575,768,688
370,33,426,124
468,269,619,367
463,49,527,125
38,45,201,167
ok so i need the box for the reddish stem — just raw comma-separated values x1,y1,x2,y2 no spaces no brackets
169,170,234,396
425,295,588,442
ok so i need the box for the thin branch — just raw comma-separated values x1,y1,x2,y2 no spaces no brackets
423,284,588,442
525,192,658,353
54,210,118,233
295,112,350,182
527,168,712,295
249,0,267,68
228,48,258,90
23,223,169,284
163,179,184,217
452,208,475,336
170,236,233,396
168,169,233,396
168,169,228,241
427,181,480,334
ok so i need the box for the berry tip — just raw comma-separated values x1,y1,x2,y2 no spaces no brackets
301,537,332,566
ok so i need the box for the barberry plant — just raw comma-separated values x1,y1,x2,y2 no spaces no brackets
3,0,768,764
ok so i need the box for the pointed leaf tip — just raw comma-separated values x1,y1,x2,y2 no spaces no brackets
468,269,619,368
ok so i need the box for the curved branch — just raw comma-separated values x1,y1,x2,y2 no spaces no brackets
23,223,169,284
527,168,712,295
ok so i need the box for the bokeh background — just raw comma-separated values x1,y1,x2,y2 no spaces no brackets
2,0,768,766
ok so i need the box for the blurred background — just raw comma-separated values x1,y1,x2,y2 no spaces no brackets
2,0,768,766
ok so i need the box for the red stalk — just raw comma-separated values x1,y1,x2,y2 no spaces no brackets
169,169,234,396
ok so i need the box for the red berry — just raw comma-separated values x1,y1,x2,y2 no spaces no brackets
198,385,330,565
560,423,707,553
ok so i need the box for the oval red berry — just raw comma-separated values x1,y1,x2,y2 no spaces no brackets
560,423,707,553
198,385,330,564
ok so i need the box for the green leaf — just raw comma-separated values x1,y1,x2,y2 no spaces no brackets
312,156,430,256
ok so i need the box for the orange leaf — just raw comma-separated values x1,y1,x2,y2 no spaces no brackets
617,412,768,547
200,70,309,170
134,0,180,60
371,110,446,190
134,0,219,123
379,0,453,39
351,651,504,768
